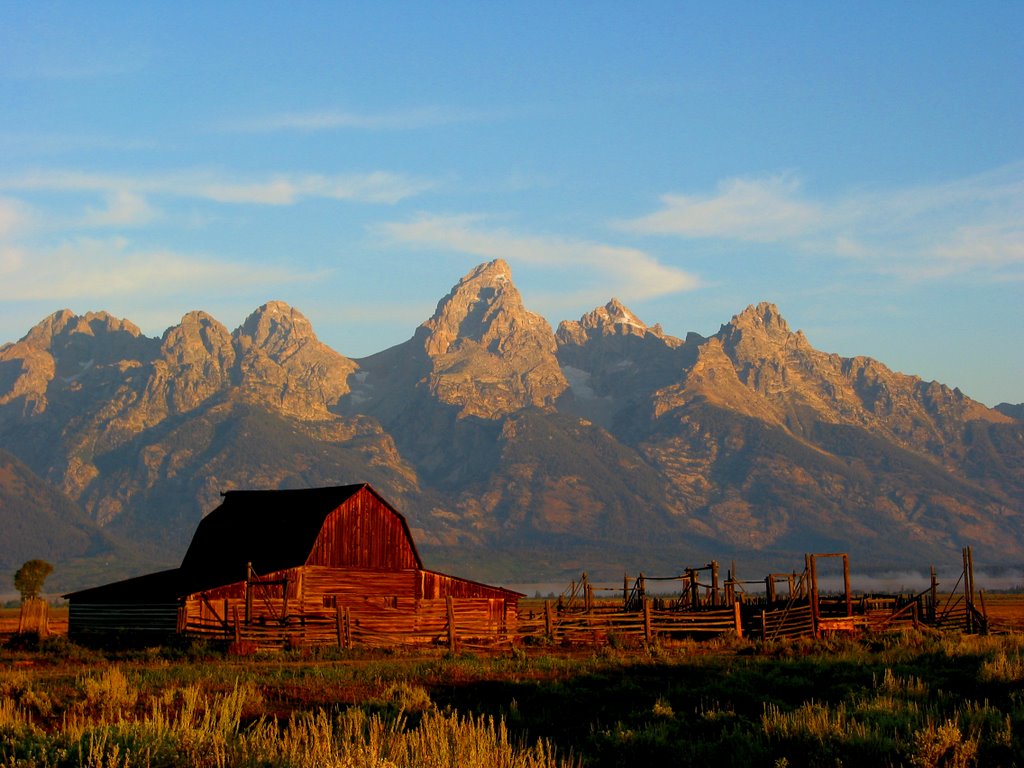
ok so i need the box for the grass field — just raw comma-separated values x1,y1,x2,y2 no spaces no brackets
1,621,1023,767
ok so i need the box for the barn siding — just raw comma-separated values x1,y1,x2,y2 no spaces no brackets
69,603,179,643
419,570,520,602
306,490,419,570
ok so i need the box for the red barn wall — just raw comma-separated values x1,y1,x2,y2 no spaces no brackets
306,489,419,570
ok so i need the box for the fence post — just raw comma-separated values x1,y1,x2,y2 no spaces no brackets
446,595,457,653
711,561,719,606
761,610,767,641
929,566,937,624
335,606,344,648
643,598,653,644
344,607,352,649
733,600,743,639
245,562,253,624
544,600,553,640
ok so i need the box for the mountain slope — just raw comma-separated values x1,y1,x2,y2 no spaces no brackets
0,263,1020,588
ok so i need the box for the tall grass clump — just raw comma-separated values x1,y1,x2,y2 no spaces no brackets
0,679,574,768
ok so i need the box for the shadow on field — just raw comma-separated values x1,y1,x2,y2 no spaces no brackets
427,650,1005,768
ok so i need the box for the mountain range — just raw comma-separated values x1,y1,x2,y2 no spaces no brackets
1,259,1021,591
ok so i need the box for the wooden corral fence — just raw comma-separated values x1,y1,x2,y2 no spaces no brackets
204,595,513,653
186,548,1005,653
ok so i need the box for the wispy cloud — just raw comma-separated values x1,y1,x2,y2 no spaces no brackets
380,213,700,301
222,106,490,134
0,236,316,302
0,197,35,237
619,174,822,242
617,164,1024,281
81,190,157,227
1,168,433,208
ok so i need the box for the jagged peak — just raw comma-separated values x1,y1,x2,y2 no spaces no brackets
160,311,234,362
462,258,512,283
420,260,546,358
23,309,144,345
236,301,317,347
729,302,790,333
596,298,645,329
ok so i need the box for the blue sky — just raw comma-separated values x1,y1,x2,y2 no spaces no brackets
1,2,1021,405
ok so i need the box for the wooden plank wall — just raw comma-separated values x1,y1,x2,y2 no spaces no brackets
306,491,419,570
69,603,180,641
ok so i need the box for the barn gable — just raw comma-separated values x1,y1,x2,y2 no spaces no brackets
178,484,422,588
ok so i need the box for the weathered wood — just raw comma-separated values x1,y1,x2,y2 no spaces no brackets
18,598,48,637
446,595,456,653
643,598,652,643
733,600,743,638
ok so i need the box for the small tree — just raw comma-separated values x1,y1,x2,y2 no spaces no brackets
14,559,53,602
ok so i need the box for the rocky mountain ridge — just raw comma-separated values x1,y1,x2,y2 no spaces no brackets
1,259,1021,588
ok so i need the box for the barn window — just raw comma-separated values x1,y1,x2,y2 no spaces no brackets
323,595,337,608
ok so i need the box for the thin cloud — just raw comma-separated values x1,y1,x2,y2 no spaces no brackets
618,164,1024,280
0,197,35,237
619,175,823,242
0,236,316,302
81,190,157,227
380,214,700,301
0,168,432,208
224,106,489,133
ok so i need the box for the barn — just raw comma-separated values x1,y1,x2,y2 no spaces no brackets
66,484,521,649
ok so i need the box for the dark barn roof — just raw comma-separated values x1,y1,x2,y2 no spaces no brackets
62,568,184,604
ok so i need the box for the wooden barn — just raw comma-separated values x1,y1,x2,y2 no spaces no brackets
65,484,521,649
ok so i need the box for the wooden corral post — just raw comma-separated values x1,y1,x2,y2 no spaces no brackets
586,582,594,613
842,554,852,617
544,600,553,639
639,573,646,603
281,577,289,623
687,568,699,609
643,598,653,644
623,574,629,608
344,608,352,649
710,561,720,606
245,562,253,624
733,600,743,639
233,605,241,644
929,566,938,624
804,553,812,601
760,609,768,641
335,606,344,648
978,590,989,635
765,575,776,604
808,555,819,636
963,547,974,633
446,595,457,653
